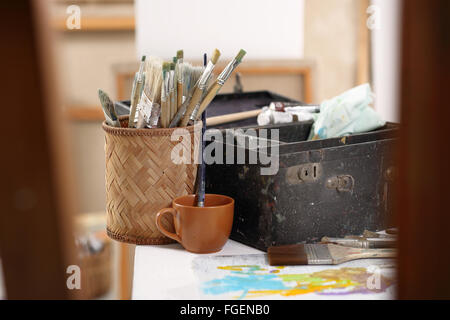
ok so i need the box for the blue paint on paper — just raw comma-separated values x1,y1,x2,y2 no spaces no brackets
202,274,288,296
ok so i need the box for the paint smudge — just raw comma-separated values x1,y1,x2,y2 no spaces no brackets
200,265,394,299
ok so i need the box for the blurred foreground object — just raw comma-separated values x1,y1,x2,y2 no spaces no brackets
0,1,80,299
397,0,450,299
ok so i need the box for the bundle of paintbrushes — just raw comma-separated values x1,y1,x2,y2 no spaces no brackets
98,49,246,129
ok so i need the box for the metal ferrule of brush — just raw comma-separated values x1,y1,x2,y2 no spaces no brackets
169,72,174,92
177,63,184,83
161,78,167,101
322,237,396,248
134,77,144,100
305,244,333,264
197,62,215,89
131,75,138,100
165,76,170,96
189,104,201,122
217,59,240,85
137,65,145,82
169,98,189,127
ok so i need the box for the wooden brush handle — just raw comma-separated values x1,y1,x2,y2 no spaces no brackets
170,91,176,120
330,244,396,264
180,87,204,127
194,82,222,121
128,80,141,128
177,82,183,109
357,248,397,259
206,109,262,126
161,99,168,128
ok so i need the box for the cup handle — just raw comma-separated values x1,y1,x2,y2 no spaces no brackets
156,208,181,243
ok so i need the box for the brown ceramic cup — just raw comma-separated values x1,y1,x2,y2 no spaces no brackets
155,194,234,253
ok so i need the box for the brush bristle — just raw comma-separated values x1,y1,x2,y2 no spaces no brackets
177,50,184,60
173,57,177,63
235,49,247,63
141,55,146,62
170,62,175,70
162,62,170,71
267,244,309,266
211,48,221,64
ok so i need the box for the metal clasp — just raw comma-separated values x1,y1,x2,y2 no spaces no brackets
326,175,355,192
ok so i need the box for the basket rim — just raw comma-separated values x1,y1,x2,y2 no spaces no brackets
102,115,199,137
106,228,177,245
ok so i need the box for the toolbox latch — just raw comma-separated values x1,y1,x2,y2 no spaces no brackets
286,163,321,184
326,175,355,193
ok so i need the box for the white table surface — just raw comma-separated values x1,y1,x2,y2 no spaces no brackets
133,239,396,300
133,240,261,300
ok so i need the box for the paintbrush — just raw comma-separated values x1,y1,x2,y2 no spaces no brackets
136,56,162,128
180,49,221,127
98,89,120,127
268,243,396,266
362,229,397,239
172,57,178,120
195,53,208,207
169,61,177,121
168,64,204,128
321,237,396,249
189,49,246,124
160,62,170,128
128,55,146,128
176,50,184,109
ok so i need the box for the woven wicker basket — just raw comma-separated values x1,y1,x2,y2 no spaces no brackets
103,116,199,244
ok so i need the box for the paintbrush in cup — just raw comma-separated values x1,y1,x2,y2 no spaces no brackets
169,61,177,121
176,50,184,109
160,62,170,128
98,89,120,127
179,49,221,127
168,64,204,128
128,55,146,128
195,53,208,207
189,49,246,125
136,57,162,128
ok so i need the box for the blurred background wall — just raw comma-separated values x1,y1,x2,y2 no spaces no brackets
135,0,305,60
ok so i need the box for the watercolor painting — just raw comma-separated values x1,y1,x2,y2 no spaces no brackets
192,255,396,299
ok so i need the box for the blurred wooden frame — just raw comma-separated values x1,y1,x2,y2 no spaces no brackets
51,0,135,32
0,0,81,299
53,16,135,32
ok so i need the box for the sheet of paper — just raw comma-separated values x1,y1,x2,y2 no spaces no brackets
132,240,396,300
192,254,396,300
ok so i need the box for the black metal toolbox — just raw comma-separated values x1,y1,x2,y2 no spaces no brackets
205,121,399,251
